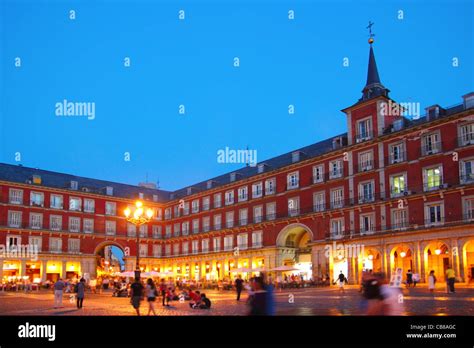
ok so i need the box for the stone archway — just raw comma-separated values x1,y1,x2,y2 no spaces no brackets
94,241,126,277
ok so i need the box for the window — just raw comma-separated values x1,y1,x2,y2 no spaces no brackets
30,192,44,207
182,241,189,255
84,198,95,213
50,215,62,231
357,118,372,142
230,173,237,182
459,123,474,146
253,205,263,223
9,189,23,204
360,214,375,234
463,197,474,220
359,181,375,203
225,190,234,205
192,219,199,233
313,165,324,183
287,172,299,189
331,188,344,209
183,202,190,215
83,219,94,233
238,186,248,202
390,142,405,164
70,181,78,190
29,236,42,252
153,245,162,257
165,245,171,256
203,217,210,232
329,160,343,179
69,197,81,211
214,193,222,208
358,151,373,172
105,220,116,235
49,238,62,253
68,239,80,253
106,186,113,196
165,225,172,238
50,194,63,209
140,244,148,257
265,178,276,195
105,202,116,215
192,199,199,213
292,151,300,163
266,202,276,221
392,208,408,229
460,159,474,183
226,211,234,228
182,221,189,235
422,132,441,155
174,205,180,218
29,213,43,229
423,166,443,191
313,192,325,212
174,223,181,237
213,215,222,230
224,236,233,251
165,208,171,220
173,242,183,256
203,197,210,211
390,173,407,197
288,197,300,216
139,225,147,238
425,202,444,225
252,182,263,198
152,225,162,239
127,223,137,236
239,208,248,226
155,208,162,220
153,194,158,202
7,235,20,249
213,237,221,252
237,234,248,250
69,217,80,232
330,218,344,238
8,211,22,227
252,231,263,248
202,239,209,253
192,240,199,254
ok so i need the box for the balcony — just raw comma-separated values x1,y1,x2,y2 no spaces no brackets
421,142,442,156
460,173,474,184
355,130,373,143
457,134,474,147
329,169,343,180
424,217,445,227
358,194,375,204
386,152,406,166
423,182,447,192
288,208,300,217
355,159,377,173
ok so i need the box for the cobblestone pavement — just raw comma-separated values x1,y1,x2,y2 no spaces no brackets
0,285,473,316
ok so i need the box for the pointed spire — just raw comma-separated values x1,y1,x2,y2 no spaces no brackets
360,22,389,102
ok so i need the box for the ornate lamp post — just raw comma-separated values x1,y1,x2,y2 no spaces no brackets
124,201,154,280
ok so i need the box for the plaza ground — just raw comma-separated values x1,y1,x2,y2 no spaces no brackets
0,285,473,316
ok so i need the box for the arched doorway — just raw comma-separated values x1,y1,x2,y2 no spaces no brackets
276,223,313,279
391,245,414,274
425,242,450,282
362,248,382,273
94,242,125,278
462,240,474,284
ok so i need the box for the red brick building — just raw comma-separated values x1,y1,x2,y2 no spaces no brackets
1,41,474,285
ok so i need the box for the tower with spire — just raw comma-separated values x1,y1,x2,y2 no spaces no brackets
342,22,401,146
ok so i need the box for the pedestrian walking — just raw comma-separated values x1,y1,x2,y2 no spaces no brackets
412,273,420,287
428,270,436,293
76,278,86,309
337,271,346,293
130,277,144,316
445,266,456,293
235,275,244,301
406,270,413,288
53,278,66,308
145,278,158,316
248,276,267,315
159,279,167,306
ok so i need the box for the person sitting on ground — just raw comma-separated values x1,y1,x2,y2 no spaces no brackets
199,293,211,309
189,290,202,308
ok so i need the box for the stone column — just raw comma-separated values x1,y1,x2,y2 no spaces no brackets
415,241,425,282
451,239,461,281
61,260,67,279
20,260,26,278
41,260,48,282
0,259,4,282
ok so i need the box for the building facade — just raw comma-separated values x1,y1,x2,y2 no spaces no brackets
1,41,474,285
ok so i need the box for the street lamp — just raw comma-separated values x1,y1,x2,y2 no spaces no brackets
124,200,154,280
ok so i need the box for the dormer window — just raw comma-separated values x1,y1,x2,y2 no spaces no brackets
70,180,78,190
230,173,236,182
187,187,192,195
32,175,42,185
206,180,215,189
139,192,144,199
257,164,268,174
153,194,158,202
292,151,301,163
106,186,113,196
463,92,474,109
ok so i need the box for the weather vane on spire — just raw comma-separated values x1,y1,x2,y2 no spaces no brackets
367,21,375,44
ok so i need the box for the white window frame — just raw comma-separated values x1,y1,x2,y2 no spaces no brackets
9,188,23,205
313,165,324,184
287,171,299,190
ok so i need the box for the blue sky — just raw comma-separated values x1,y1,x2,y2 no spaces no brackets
1,0,473,191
